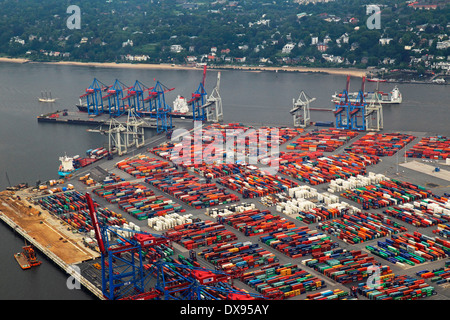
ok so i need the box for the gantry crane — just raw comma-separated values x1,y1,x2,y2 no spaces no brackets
202,71,223,123
187,65,208,122
86,192,171,300
349,76,367,131
102,79,128,117
145,81,175,133
79,78,111,116
126,107,147,149
290,90,315,128
334,75,352,129
149,261,266,300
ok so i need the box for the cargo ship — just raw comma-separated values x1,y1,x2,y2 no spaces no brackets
14,245,42,270
332,86,402,104
58,148,110,177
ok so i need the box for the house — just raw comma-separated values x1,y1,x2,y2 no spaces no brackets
221,48,231,54
185,56,197,63
432,61,450,72
323,35,332,44
322,54,344,64
436,40,450,50
170,45,183,53
11,37,25,45
350,42,359,51
317,42,328,52
379,38,393,46
311,37,319,45
122,39,133,47
336,33,349,45
235,57,246,63
211,47,217,53
282,43,296,54
124,54,149,62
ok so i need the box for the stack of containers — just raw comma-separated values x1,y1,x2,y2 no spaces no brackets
305,289,351,300
218,209,297,236
163,220,238,249
199,241,278,272
148,213,196,231
278,153,379,186
417,267,450,284
38,191,127,231
149,123,253,167
276,185,361,223
216,165,298,198
260,151,324,167
357,275,435,300
38,190,90,214
345,132,416,156
406,136,450,160
93,182,185,220
366,231,450,266
116,156,171,178
340,179,433,209
205,202,257,219
327,172,387,193
145,169,239,208
434,223,450,239
316,211,408,244
260,226,338,258
241,263,326,299
286,128,359,152
194,163,242,179
303,249,395,284
383,198,450,228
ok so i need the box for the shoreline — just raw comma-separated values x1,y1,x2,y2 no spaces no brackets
0,56,367,77
2,57,446,84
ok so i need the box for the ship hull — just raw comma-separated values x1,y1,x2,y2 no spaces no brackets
14,253,31,270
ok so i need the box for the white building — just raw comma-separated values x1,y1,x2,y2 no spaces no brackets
282,43,296,54
170,45,183,53
379,38,393,46
436,40,450,50
122,39,133,47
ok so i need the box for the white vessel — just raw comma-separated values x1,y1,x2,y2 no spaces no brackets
332,86,402,104
172,95,189,113
38,91,57,103
58,154,76,177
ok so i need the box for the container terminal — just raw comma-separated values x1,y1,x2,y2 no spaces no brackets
1,75,450,302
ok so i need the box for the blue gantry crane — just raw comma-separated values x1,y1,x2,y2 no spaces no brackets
80,78,111,116
349,76,367,131
85,192,171,300
102,79,129,117
187,65,208,122
334,75,352,129
123,80,148,113
149,260,266,300
85,192,271,301
145,80,175,133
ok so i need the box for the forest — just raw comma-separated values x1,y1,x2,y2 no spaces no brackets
0,0,449,70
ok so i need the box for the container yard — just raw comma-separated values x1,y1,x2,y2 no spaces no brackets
1,122,450,302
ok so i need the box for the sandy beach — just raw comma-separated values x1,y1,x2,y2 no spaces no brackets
0,57,367,77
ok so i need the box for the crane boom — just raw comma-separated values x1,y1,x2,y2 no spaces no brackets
86,192,106,255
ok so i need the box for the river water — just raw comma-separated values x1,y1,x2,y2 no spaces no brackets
0,61,448,299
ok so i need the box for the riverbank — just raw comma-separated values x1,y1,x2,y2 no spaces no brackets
0,56,367,77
